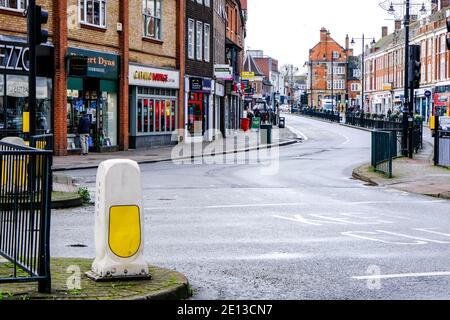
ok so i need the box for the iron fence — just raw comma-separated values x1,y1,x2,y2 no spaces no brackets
0,139,52,293
300,109,341,123
371,130,398,178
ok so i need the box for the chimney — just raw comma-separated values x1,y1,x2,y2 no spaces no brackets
345,34,349,50
395,20,402,30
382,26,388,38
320,27,328,42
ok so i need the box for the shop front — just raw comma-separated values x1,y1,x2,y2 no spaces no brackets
66,48,120,153
225,81,242,135
185,76,212,141
128,64,180,149
0,37,54,139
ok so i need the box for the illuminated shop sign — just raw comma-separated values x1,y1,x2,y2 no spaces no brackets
129,64,179,89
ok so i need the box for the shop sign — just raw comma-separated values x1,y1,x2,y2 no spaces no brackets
242,72,255,80
189,78,211,93
214,64,233,80
215,83,225,97
424,90,432,98
434,93,449,106
0,42,29,72
6,75,48,99
67,48,119,79
129,65,179,89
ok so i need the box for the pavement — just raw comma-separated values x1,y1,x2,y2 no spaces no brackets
51,115,450,300
0,258,192,300
338,120,450,200
53,127,300,172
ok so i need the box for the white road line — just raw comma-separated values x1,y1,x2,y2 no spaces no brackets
353,272,450,280
287,126,309,141
144,199,445,211
376,230,450,244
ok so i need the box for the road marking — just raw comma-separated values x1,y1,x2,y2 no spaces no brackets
287,126,309,141
376,230,450,244
342,231,427,245
144,199,445,211
413,228,450,237
353,272,450,280
274,214,396,226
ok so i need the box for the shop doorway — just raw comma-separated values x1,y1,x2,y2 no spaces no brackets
188,92,208,137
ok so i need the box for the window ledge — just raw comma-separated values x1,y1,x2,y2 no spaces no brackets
0,7,25,17
80,22,107,32
142,37,164,45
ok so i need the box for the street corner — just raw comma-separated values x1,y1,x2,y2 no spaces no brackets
352,164,381,186
0,258,193,301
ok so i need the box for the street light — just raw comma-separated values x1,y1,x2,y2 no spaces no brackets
350,36,376,113
379,0,437,158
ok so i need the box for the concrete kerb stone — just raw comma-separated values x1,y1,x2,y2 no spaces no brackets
352,163,450,200
52,132,302,172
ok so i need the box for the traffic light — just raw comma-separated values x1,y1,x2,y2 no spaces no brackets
31,5,49,46
408,45,421,89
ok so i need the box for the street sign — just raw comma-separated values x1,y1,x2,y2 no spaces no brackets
214,64,233,80
242,72,255,80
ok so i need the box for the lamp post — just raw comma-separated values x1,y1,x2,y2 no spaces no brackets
351,36,376,113
379,0,437,157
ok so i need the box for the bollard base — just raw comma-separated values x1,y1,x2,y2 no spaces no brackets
85,271,152,283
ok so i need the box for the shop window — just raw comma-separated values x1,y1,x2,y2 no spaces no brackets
143,0,162,40
0,0,27,10
79,0,107,28
137,96,176,135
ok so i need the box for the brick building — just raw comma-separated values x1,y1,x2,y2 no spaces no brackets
363,0,450,121
184,0,214,142
1,0,184,156
224,0,246,136
306,28,355,111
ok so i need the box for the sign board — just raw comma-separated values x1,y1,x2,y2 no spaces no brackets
214,64,233,80
189,77,212,93
242,72,255,80
67,55,88,77
6,75,48,99
383,83,393,91
129,64,179,89
425,90,432,98
67,47,119,79
252,117,261,129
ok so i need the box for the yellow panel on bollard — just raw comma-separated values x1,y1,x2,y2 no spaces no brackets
87,159,150,282
109,206,141,259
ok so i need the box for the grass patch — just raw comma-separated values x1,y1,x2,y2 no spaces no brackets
77,187,91,205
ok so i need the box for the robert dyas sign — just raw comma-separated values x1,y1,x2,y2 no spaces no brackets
129,65,180,89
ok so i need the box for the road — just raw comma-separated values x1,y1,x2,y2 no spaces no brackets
52,115,450,300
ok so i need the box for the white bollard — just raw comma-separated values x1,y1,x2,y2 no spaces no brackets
87,159,150,281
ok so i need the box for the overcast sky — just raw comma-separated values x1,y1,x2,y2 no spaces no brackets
246,0,398,73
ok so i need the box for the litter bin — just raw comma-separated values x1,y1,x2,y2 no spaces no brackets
279,117,286,128
260,124,273,145
241,118,250,132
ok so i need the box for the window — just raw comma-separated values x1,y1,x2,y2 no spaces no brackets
0,0,27,10
204,23,210,62
204,0,210,7
137,97,177,134
143,0,162,40
188,19,195,59
196,21,203,61
79,0,107,28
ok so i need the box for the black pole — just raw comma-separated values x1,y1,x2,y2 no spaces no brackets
434,115,440,166
28,0,37,138
409,73,415,158
362,35,365,112
402,0,410,157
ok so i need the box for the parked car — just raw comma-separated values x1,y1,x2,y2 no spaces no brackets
279,104,290,113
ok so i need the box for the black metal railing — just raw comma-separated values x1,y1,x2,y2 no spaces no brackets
300,108,341,123
0,139,52,293
372,130,398,178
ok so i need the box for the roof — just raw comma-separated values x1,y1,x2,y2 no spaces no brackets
243,54,264,76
